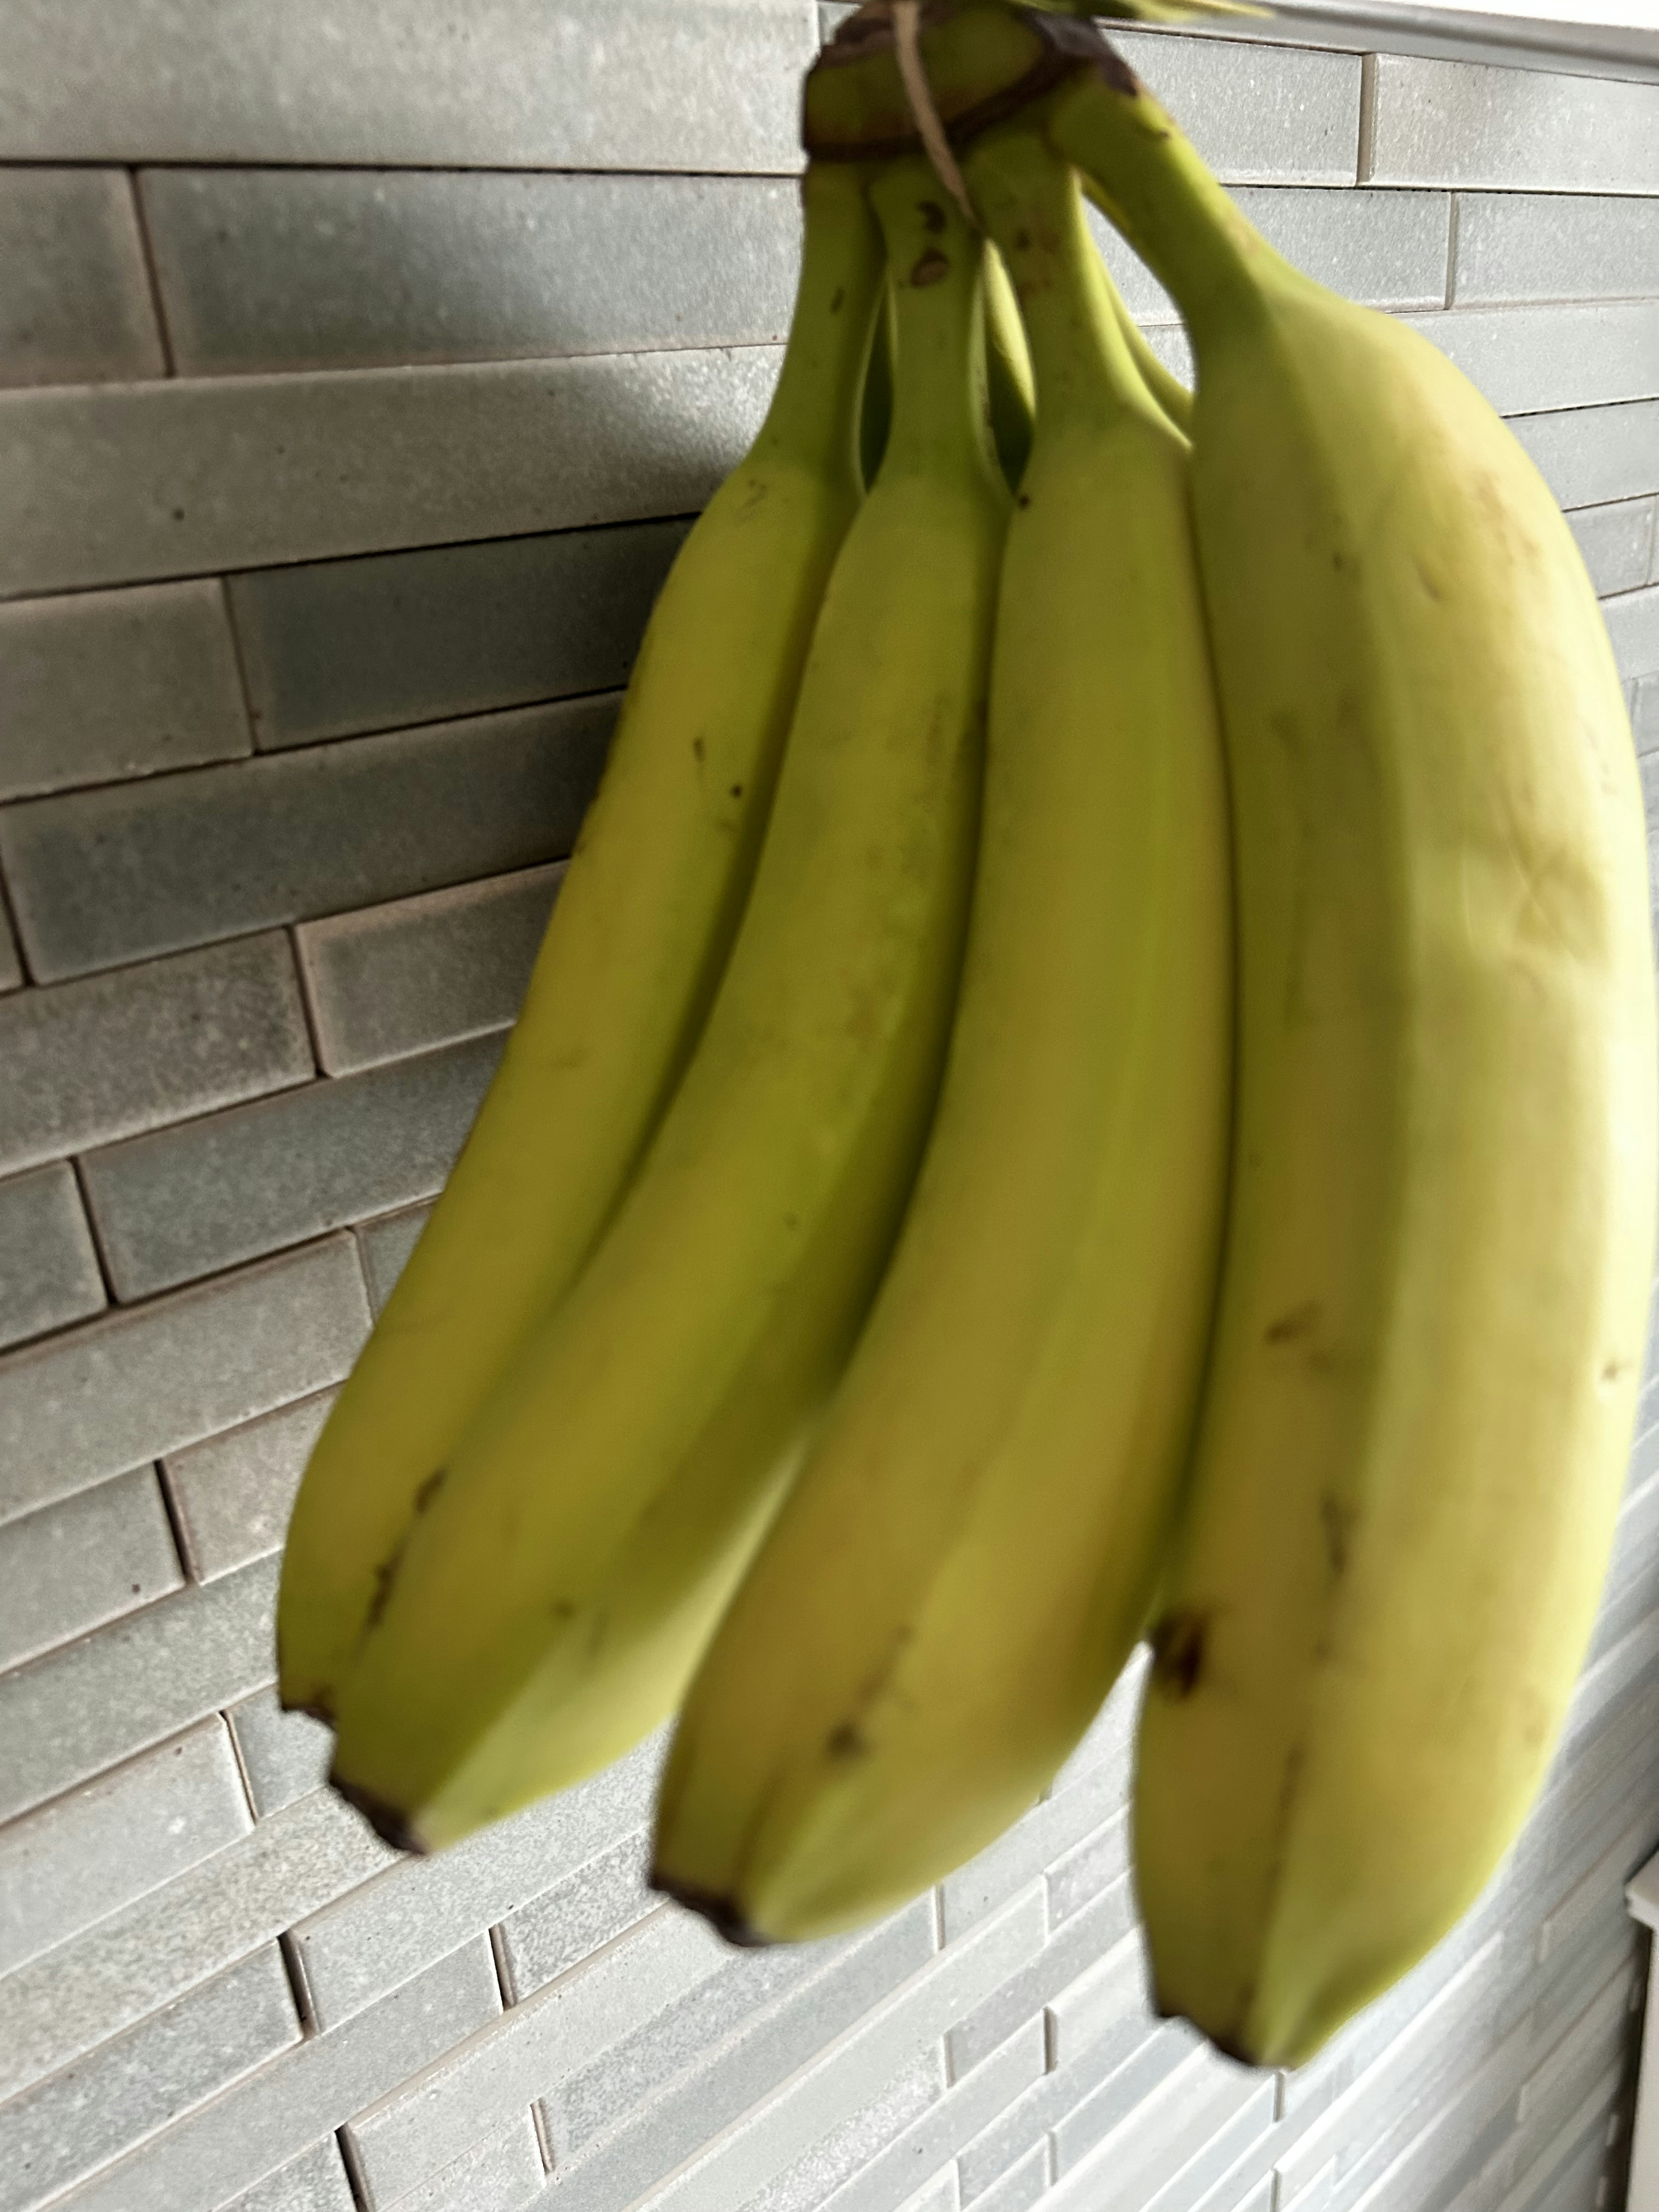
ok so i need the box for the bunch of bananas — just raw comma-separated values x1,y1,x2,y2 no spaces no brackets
278,0,1656,2069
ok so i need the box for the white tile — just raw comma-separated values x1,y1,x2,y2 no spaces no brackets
1401,301,1659,421
1111,29,1363,186
1454,193,1659,308
1365,54,1659,194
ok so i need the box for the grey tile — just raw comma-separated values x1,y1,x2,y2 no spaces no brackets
1569,499,1658,599
0,0,812,171
84,1033,503,1299
0,900,19,992
1634,675,1659,756
3,696,615,982
1401,302,1659,422
0,1234,369,1524
954,2028,1058,2204
226,1686,334,1817
1045,1928,1154,2072
1135,2073,1278,2212
296,867,559,1074
147,169,800,377
223,2139,357,2212
1090,186,1449,326
948,1874,1138,2079
531,1902,939,2212
163,1387,337,1581
57,1941,501,2212
1,1945,299,2212
814,2026,1043,2212
0,1717,249,1978
372,2113,545,2212
357,1204,432,1316
0,1464,182,1672
1510,399,1659,513
1537,1802,1659,1964
1049,2028,1207,2182
941,1754,1128,1940
0,578,251,801
1453,194,1659,310
288,1728,664,2029
965,2141,1048,2212
1044,1808,1131,1928
1516,1962,1636,2148
224,2139,357,2212
569,1891,1044,2212
233,520,687,751
1605,585,1659,685
0,931,312,1171
0,168,163,388
0,1159,105,1350
494,1825,657,1999
1110,29,1362,185
0,348,779,599
0,1778,397,2106
737,2048,944,2212
1364,54,1659,193
0,1552,280,1828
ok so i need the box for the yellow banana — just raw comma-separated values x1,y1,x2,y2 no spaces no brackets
652,125,1230,1946
276,163,883,1720
326,160,1009,1852
1049,42,1657,2064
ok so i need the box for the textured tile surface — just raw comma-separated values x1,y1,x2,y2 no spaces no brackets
737,2050,944,2212
0,1717,250,1977
1111,29,1363,186
0,1235,368,1523
1403,300,1659,419
1606,585,1659,683
163,1389,336,1581
371,2113,547,2212
82,1033,502,1300
0,348,779,598
232,520,685,750
0,933,313,1170
357,1204,433,1315
1453,192,1659,308
0,1160,106,1351
1569,498,1657,598
1365,54,1659,193
0,168,164,388
1510,398,1659,512
226,1688,334,1818
494,1824,656,1999
222,2139,358,2212
147,169,800,375
0,1465,183,1672
0,579,251,801
0,0,814,170
297,868,559,1074
1,1945,299,2212
3,696,614,982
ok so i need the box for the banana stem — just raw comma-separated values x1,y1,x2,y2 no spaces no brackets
756,162,887,479
869,158,999,484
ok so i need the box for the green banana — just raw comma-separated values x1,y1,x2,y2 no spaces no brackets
276,163,883,1721
652,125,1230,1946
326,159,1009,1852
1048,44,1657,2064
983,239,1036,485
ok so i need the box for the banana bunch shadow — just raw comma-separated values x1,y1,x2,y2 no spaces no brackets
276,0,1656,2072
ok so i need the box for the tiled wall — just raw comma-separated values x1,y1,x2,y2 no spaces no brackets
0,5,1657,2211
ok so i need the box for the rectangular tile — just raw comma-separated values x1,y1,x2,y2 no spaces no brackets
374,2113,545,2212
163,1387,336,1582
296,868,559,1075
0,167,163,389
1052,2042,1225,2187
0,1235,369,1524
1364,54,1659,194
1045,1807,1131,1928
1401,301,1659,421
83,1033,502,1300
358,1204,432,1316
494,1825,656,1999
0,578,251,801
942,1754,1129,1941
534,1904,939,2212
0,0,812,170
0,1553,280,1828
289,1728,664,2029
1510,399,1659,514
1606,585,1659,684
737,2047,944,2212
3,696,614,983
148,168,800,378
1109,29,1362,185
0,348,779,598
0,1464,182,1672
966,2142,1048,2212
0,1777,396,2104
1046,1929,1154,2074
1537,1801,1659,1962
56,1941,501,2212
1570,499,1658,599
233,520,686,751
948,1873,1139,2079
223,2139,357,2212
1092,186,1449,325
2,1944,299,2212
1453,193,1659,310
0,931,312,1171
0,1718,249,1978
226,1686,333,1817
809,2029,1042,2212
0,1159,105,1350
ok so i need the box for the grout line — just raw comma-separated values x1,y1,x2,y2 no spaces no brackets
1445,192,1461,308
337,2122,374,2209
1356,51,1378,185
489,1921,518,2009
125,168,178,378
531,2094,557,2174
0,858,35,990
286,923,328,1079
280,1929,322,2034
68,1153,122,1305
151,1451,197,1586
217,574,265,754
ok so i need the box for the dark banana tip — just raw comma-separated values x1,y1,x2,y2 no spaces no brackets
649,1867,773,1949
330,1771,429,1856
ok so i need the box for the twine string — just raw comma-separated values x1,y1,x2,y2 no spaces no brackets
889,0,982,232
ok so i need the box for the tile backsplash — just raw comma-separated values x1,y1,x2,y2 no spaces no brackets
2,5,1658,2211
